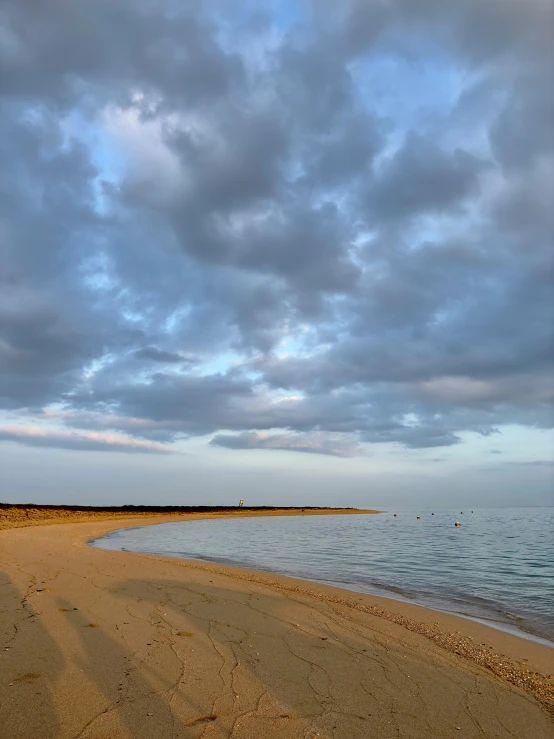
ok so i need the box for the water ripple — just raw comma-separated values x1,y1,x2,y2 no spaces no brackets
92,507,554,643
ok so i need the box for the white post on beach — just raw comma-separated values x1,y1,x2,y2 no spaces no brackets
239,499,244,508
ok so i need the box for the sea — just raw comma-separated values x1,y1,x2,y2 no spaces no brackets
91,507,554,645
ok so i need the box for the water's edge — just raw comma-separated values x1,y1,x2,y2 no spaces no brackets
90,517,554,649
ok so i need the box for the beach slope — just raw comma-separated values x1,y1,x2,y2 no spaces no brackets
1,515,553,739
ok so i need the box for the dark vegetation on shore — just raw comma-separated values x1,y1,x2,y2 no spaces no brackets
1,503,354,513
1,503,374,531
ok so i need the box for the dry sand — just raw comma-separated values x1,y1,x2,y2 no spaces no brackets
1,512,553,739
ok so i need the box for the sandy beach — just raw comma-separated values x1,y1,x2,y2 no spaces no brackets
1,511,553,739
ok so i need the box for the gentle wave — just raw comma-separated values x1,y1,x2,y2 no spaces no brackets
92,507,554,644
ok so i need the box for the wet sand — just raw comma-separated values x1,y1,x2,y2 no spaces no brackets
1,512,553,738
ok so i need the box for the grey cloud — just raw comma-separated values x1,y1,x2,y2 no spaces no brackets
365,134,486,222
0,1,243,106
274,41,357,134
134,347,195,364
489,47,554,172
29,409,183,444
71,371,257,438
0,106,146,409
298,112,383,189
361,425,462,449
166,111,288,217
326,0,552,64
211,431,360,457
0,0,552,456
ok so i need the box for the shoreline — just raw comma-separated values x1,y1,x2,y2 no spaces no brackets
91,514,554,650
0,504,381,530
1,513,553,738
89,518,554,670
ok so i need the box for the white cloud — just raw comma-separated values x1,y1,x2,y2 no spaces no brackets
0,425,173,454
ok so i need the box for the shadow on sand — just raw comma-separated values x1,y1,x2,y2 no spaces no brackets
0,571,64,739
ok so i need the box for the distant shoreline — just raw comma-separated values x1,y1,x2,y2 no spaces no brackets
0,503,380,530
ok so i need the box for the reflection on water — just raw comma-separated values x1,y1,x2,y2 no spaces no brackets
92,507,554,644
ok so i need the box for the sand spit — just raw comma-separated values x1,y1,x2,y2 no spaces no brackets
1,513,553,739
0,504,379,530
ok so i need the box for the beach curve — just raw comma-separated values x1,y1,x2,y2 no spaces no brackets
1,511,553,739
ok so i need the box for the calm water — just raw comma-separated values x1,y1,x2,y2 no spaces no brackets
92,508,554,644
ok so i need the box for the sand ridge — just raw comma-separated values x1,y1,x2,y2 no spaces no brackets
0,504,379,530
1,513,553,738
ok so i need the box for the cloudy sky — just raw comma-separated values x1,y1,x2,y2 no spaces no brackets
1,0,553,508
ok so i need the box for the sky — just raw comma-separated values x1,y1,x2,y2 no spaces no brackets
0,0,553,508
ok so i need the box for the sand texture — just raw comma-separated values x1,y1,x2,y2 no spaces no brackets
1,514,553,739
